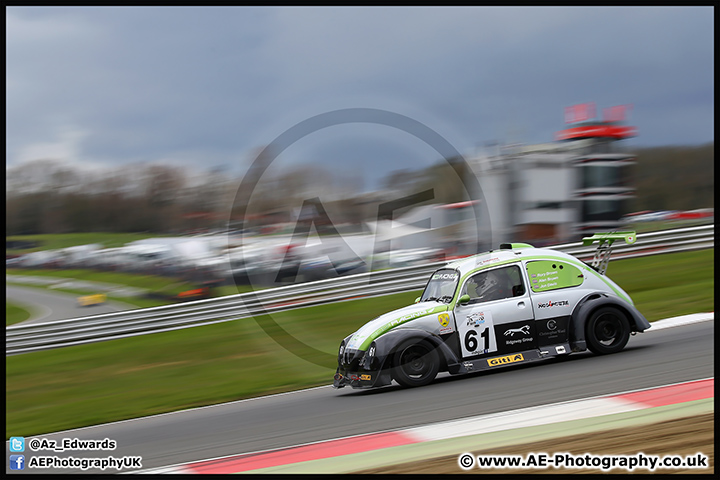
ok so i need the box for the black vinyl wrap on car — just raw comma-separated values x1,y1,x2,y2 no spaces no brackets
536,316,571,347
341,348,363,371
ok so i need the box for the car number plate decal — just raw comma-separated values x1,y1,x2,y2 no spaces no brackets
459,310,497,358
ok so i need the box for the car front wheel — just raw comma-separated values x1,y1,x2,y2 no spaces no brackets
391,339,439,387
586,307,631,354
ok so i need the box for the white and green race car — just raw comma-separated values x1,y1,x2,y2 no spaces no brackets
333,232,650,389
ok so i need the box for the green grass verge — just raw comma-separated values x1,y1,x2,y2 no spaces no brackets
606,249,714,321
6,301,31,326
5,250,713,438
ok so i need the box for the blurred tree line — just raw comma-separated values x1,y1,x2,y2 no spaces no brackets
6,143,713,236
631,143,714,211
6,161,235,235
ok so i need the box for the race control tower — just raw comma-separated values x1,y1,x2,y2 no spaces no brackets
557,103,637,236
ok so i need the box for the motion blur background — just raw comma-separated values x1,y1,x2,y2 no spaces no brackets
6,7,714,292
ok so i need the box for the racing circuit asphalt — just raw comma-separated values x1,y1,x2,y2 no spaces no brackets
5,318,713,474
6,285,134,325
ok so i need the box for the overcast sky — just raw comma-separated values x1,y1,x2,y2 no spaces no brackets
6,6,714,189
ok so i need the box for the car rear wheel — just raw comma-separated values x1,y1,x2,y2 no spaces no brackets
391,340,439,387
586,307,630,354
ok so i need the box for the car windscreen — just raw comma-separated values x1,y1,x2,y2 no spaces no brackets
420,269,459,303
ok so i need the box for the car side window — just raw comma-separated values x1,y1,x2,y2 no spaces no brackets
461,265,525,304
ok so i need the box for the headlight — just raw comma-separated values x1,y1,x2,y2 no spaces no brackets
338,342,345,361
361,342,377,369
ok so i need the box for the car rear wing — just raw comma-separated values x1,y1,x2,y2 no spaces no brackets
581,231,637,275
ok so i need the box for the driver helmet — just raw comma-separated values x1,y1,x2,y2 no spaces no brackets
473,271,500,297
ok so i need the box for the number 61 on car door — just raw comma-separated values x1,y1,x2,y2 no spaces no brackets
459,310,497,357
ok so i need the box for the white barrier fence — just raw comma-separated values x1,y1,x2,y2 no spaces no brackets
6,225,713,355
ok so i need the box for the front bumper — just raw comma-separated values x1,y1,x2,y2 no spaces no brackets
333,342,392,389
332,368,392,389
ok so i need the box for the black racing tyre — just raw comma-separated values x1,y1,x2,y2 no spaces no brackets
391,339,439,387
585,307,631,355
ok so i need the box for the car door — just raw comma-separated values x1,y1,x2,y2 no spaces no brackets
525,259,585,349
454,264,535,360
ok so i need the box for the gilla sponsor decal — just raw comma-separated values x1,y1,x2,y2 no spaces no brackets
487,353,524,367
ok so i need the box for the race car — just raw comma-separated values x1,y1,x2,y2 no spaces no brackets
333,232,650,389
77,293,107,307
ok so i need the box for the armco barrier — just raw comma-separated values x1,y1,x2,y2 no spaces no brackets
6,225,713,355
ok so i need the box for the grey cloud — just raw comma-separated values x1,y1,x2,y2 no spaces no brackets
6,6,714,178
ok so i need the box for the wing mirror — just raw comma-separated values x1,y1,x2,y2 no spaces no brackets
458,294,471,306
414,297,421,304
